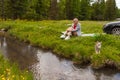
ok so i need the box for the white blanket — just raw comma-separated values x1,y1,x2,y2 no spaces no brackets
81,34,95,37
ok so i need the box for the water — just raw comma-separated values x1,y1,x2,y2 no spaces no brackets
0,36,120,80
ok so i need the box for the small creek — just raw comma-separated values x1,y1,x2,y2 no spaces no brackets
0,35,120,80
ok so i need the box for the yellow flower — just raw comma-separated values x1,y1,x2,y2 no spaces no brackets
6,69,10,72
7,72,10,75
20,75,25,80
22,77,25,80
26,71,28,73
2,77,5,80
1,75,4,77
7,78,10,80
12,75,15,78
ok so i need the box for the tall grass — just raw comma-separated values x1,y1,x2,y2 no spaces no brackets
0,54,33,80
0,20,120,69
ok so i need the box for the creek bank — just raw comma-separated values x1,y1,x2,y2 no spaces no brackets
0,32,120,80
1,20,120,69
0,29,119,70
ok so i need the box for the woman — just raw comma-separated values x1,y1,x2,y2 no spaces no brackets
60,18,81,40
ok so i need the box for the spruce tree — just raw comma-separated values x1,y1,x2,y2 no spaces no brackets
0,0,4,19
0,0,9,20
91,0,105,20
104,0,117,20
65,0,73,19
49,0,58,20
24,0,50,20
23,0,38,20
65,0,80,19
72,0,80,19
80,0,91,20
58,0,66,19
35,0,43,20
5,0,28,19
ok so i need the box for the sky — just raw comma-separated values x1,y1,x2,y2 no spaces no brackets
116,0,120,8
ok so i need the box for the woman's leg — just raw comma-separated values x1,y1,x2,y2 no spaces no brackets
67,27,73,32
72,32,78,36
60,27,72,39
64,27,72,35
67,32,72,36
64,27,72,40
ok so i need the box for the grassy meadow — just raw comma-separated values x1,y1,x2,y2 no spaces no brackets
0,54,33,80
0,20,120,69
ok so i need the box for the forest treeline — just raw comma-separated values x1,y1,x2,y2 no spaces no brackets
0,0,120,20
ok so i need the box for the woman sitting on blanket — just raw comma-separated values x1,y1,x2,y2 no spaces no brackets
60,18,81,40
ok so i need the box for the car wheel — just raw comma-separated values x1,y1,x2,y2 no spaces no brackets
112,27,120,35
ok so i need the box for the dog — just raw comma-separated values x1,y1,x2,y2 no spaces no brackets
95,41,102,54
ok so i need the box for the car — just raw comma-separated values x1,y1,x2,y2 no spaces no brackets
103,21,120,35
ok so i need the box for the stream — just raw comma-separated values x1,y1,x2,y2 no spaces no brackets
0,35,120,80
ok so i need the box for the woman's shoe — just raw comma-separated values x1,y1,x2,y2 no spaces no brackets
65,36,70,40
60,35,66,39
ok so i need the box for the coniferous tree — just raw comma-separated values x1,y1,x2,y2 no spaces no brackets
104,0,117,20
0,0,4,19
23,0,38,20
42,0,51,19
6,0,28,19
72,0,80,19
24,0,50,20
4,0,28,19
91,0,105,20
49,0,58,20
99,0,105,20
65,0,73,19
0,0,9,20
65,0,80,19
116,9,120,18
58,0,66,19
35,0,44,20
80,0,91,20
0,0,119,20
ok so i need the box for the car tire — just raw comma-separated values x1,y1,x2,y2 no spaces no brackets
112,27,120,35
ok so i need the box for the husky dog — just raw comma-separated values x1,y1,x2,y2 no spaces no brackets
95,41,102,54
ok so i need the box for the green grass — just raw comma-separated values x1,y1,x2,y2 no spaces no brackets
0,20,120,69
0,54,33,80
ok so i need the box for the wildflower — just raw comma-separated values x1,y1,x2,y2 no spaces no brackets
7,78,10,80
22,77,25,80
21,75,25,80
1,75,4,77
6,69,10,72
2,77,5,80
7,72,10,75
12,75,15,78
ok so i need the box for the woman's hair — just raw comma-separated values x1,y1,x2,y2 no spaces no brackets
74,18,78,20
73,18,79,23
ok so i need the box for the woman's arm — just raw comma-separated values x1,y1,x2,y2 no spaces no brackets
72,23,80,32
